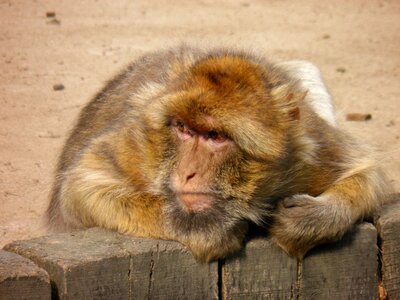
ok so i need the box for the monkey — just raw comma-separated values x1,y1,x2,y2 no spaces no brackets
47,46,389,262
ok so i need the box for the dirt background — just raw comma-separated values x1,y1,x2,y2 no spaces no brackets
1,0,399,248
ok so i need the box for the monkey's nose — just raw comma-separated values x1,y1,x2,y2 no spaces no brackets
186,172,196,182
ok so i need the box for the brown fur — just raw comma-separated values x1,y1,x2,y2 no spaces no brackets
48,46,389,261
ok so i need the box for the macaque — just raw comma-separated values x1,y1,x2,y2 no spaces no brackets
47,46,388,262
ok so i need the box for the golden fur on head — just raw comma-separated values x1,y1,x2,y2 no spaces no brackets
48,46,389,261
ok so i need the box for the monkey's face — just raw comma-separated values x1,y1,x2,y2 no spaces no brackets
162,111,244,235
159,102,287,237
168,115,235,209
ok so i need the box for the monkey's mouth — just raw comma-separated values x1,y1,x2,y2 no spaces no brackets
165,192,233,236
176,192,214,212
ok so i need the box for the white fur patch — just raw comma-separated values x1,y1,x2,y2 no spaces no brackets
278,60,337,127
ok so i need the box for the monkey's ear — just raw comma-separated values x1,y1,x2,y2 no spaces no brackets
289,106,300,121
270,83,306,122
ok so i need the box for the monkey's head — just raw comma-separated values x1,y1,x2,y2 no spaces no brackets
142,53,305,259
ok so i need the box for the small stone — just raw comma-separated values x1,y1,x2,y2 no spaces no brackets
346,113,372,121
336,67,346,73
46,11,56,18
53,84,65,91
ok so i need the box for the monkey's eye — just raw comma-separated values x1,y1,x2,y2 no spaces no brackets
205,130,227,143
176,120,186,132
172,118,193,140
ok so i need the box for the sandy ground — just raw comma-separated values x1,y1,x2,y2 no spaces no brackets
0,0,399,248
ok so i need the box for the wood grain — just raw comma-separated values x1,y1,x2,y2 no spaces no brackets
0,250,50,300
376,197,400,299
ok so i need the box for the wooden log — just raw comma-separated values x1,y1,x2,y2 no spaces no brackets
299,223,379,300
375,197,400,299
4,228,218,299
139,240,218,299
3,219,395,298
221,236,298,299
4,229,131,299
0,249,51,300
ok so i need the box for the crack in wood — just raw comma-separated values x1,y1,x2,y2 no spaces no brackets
128,255,133,300
147,243,158,299
296,259,302,300
217,259,223,300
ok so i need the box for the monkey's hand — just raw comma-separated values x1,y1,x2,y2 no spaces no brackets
270,194,353,259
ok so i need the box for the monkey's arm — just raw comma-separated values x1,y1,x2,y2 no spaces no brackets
270,157,387,258
50,139,168,239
